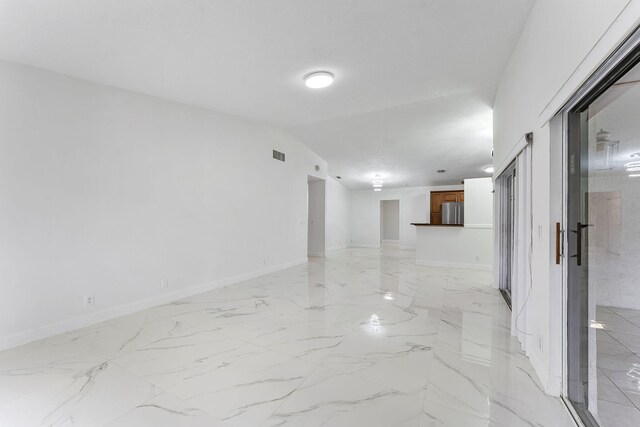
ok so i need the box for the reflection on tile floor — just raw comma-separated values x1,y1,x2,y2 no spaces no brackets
0,247,576,426
596,305,640,426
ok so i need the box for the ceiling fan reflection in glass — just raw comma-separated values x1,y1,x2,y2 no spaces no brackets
594,128,619,171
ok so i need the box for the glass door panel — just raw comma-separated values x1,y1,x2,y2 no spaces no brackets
497,161,516,308
567,58,640,426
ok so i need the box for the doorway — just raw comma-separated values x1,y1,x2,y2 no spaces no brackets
380,199,400,248
307,176,325,257
564,35,640,427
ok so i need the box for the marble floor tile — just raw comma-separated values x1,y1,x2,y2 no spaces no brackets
111,321,246,389
105,392,229,427
0,247,576,426
597,400,640,427
0,336,105,406
596,306,640,425
65,311,184,359
241,315,354,364
0,361,158,426
167,349,317,426
264,366,424,427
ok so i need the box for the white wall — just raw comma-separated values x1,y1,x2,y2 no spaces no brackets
463,178,494,228
348,185,463,249
493,0,640,395
381,200,400,241
324,177,350,253
307,179,326,257
0,58,328,350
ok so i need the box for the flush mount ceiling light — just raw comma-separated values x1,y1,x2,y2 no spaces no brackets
374,188,382,192
373,184,383,188
304,71,334,89
484,166,495,174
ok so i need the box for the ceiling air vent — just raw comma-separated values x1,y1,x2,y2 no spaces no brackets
273,150,285,162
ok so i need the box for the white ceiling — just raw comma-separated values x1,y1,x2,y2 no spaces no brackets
0,0,533,189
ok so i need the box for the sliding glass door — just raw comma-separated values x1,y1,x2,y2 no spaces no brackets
496,161,516,308
566,42,640,427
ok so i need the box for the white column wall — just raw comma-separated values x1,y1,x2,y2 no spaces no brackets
324,177,350,253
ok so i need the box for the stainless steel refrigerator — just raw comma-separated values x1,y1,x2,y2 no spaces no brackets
442,202,464,225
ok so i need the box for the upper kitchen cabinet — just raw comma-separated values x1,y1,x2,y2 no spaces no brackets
430,190,464,224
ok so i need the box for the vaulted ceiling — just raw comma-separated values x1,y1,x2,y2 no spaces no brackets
0,0,533,189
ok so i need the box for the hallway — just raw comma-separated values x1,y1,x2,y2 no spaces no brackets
0,247,574,426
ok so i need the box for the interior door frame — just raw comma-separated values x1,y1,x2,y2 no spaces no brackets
557,25,640,426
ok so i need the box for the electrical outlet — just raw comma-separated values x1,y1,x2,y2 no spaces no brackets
161,279,169,289
84,295,95,308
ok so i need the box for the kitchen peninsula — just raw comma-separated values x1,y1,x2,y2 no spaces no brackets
412,177,493,270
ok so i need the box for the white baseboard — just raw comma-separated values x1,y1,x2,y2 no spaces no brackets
307,252,325,258
463,224,493,229
512,332,562,397
0,257,308,352
399,245,416,250
527,347,551,394
381,239,399,243
415,259,492,271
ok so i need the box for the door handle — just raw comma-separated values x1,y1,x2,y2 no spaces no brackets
555,223,561,265
570,222,593,266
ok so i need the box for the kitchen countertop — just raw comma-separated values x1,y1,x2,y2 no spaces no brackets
411,223,464,227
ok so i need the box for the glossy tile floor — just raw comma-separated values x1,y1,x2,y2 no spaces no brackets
0,246,576,426
596,306,640,426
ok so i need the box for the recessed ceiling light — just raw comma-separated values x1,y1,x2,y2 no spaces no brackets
304,71,334,89
374,188,382,192
484,166,494,173
373,184,383,188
